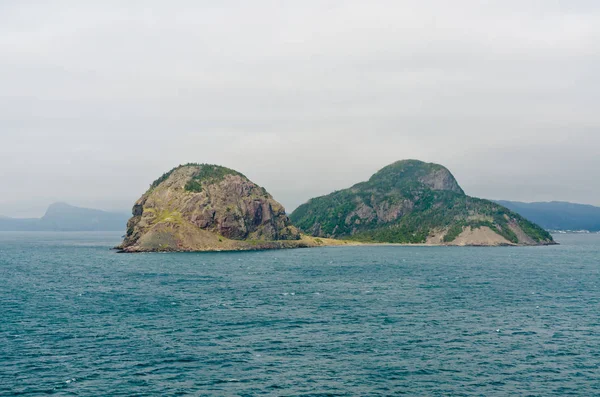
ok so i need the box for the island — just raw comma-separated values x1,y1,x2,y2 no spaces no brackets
117,164,343,252
291,160,555,246
117,160,555,252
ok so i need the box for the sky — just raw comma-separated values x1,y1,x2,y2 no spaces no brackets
1,0,599,217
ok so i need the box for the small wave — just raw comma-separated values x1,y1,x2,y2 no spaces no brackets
511,331,538,336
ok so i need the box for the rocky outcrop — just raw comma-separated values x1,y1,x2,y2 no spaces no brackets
119,164,302,252
290,160,556,246
417,166,464,193
366,159,464,194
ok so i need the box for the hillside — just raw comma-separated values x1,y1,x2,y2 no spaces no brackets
496,201,600,232
290,160,555,246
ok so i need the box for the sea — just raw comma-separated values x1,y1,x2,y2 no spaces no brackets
1,232,599,396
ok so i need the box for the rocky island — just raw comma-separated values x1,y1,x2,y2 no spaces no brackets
290,160,555,246
117,164,341,252
118,160,555,252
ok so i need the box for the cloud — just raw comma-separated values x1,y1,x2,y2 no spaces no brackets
1,0,599,216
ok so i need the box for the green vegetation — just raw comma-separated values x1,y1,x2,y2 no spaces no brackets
185,180,203,192
143,208,185,226
517,215,553,240
150,168,177,189
184,164,246,193
148,163,247,193
366,159,464,195
443,223,465,243
290,160,553,245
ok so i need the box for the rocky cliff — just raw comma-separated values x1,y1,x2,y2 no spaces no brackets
119,164,305,252
290,160,555,246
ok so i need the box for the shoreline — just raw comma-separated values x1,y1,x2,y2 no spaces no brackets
115,236,557,253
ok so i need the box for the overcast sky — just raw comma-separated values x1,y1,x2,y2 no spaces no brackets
1,1,599,217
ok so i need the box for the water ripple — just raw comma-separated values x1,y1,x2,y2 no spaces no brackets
1,232,599,395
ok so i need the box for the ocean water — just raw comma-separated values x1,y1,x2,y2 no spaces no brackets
1,232,599,396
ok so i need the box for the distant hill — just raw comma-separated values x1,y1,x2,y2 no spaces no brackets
0,216,40,231
290,160,554,246
0,203,129,232
495,201,600,232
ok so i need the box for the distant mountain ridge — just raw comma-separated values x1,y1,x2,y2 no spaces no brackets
0,203,129,232
495,201,600,232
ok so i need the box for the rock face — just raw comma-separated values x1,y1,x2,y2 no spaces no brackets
119,164,301,252
290,160,555,246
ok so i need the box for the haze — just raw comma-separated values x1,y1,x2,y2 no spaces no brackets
1,1,598,217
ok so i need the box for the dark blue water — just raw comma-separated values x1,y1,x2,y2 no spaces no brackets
1,232,599,396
